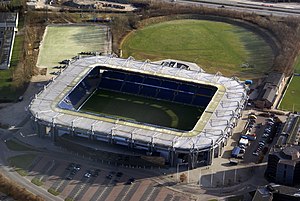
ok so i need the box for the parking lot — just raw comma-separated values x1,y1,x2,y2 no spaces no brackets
229,111,284,164
26,155,191,201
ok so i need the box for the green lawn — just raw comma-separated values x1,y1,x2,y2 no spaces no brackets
121,20,274,79
81,89,204,131
5,140,35,151
8,154,36,169
279,76,300,112
37,25,109,68
8,154,37,176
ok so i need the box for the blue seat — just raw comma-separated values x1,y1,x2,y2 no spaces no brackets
122,83,140,94
144,77,161,86
68,88,85,105
178,84,197,94
88,68,100,77
157,89,175,101
174,92,193,104
196,87,216,97
139,85,157,97
81,79,92,91
126,74,144,83
99,78,122,91
161,80,178,90
58,100,74,110
102,71,126,80
192,95,211,107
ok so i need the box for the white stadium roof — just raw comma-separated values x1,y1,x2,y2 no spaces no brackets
29,55,247,151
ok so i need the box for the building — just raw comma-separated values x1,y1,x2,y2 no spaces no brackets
62,0,135,11
0,12,18,70
254,72,285,109
265,114,300,186
252,184,300,201
28,56,247,168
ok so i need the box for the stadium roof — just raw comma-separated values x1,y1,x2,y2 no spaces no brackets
29,56,247,151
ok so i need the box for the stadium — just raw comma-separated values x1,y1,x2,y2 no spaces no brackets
29,55,248,168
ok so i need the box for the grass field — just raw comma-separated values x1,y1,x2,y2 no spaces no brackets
81,89,204,131
37,25,109,68
279,76,300,112
121,20,274,79
278,56,300,112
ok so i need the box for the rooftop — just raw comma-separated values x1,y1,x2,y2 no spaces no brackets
29,56,247,150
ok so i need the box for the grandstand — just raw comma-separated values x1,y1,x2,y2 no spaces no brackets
29,55,248,168
0,12,18,70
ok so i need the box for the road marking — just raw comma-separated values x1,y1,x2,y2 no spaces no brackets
40,160,55,181
19,132,25,137
120,184,134,201
27,134,38,137
73,178,90,200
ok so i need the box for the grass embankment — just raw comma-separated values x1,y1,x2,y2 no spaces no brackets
8,154,37,176
5,140,35,151
122,19,274,79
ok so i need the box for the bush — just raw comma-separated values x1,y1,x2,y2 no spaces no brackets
65,197,74,201
31,178,43,186
15,168,28,176
179,173,187,182
48,188,60,196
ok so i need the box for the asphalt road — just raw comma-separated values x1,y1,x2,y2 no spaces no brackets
174,0,300,17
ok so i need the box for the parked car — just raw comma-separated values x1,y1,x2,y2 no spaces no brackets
262,134,269,138
249,114,257,119
239,148,246,154
84,173,91,178
229,159,239,165
239,144,246,149
232,146,241,158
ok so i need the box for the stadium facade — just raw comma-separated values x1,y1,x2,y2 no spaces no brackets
29,55,248,168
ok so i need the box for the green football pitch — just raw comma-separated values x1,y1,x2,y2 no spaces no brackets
121,19,274,79
80,89,204,131
37,25,109,68
278,57,300,112
279,76,300,112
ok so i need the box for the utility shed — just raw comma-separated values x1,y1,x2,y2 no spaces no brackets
254,72,285,109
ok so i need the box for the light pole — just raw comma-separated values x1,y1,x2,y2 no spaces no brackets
177,163,179,181
199,169,202,187
211,170,214,187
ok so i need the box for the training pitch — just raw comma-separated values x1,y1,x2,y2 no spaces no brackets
37,25,110,68
121,19,274,79
80,89,203,131
279,57,300,112
279,76,300,112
